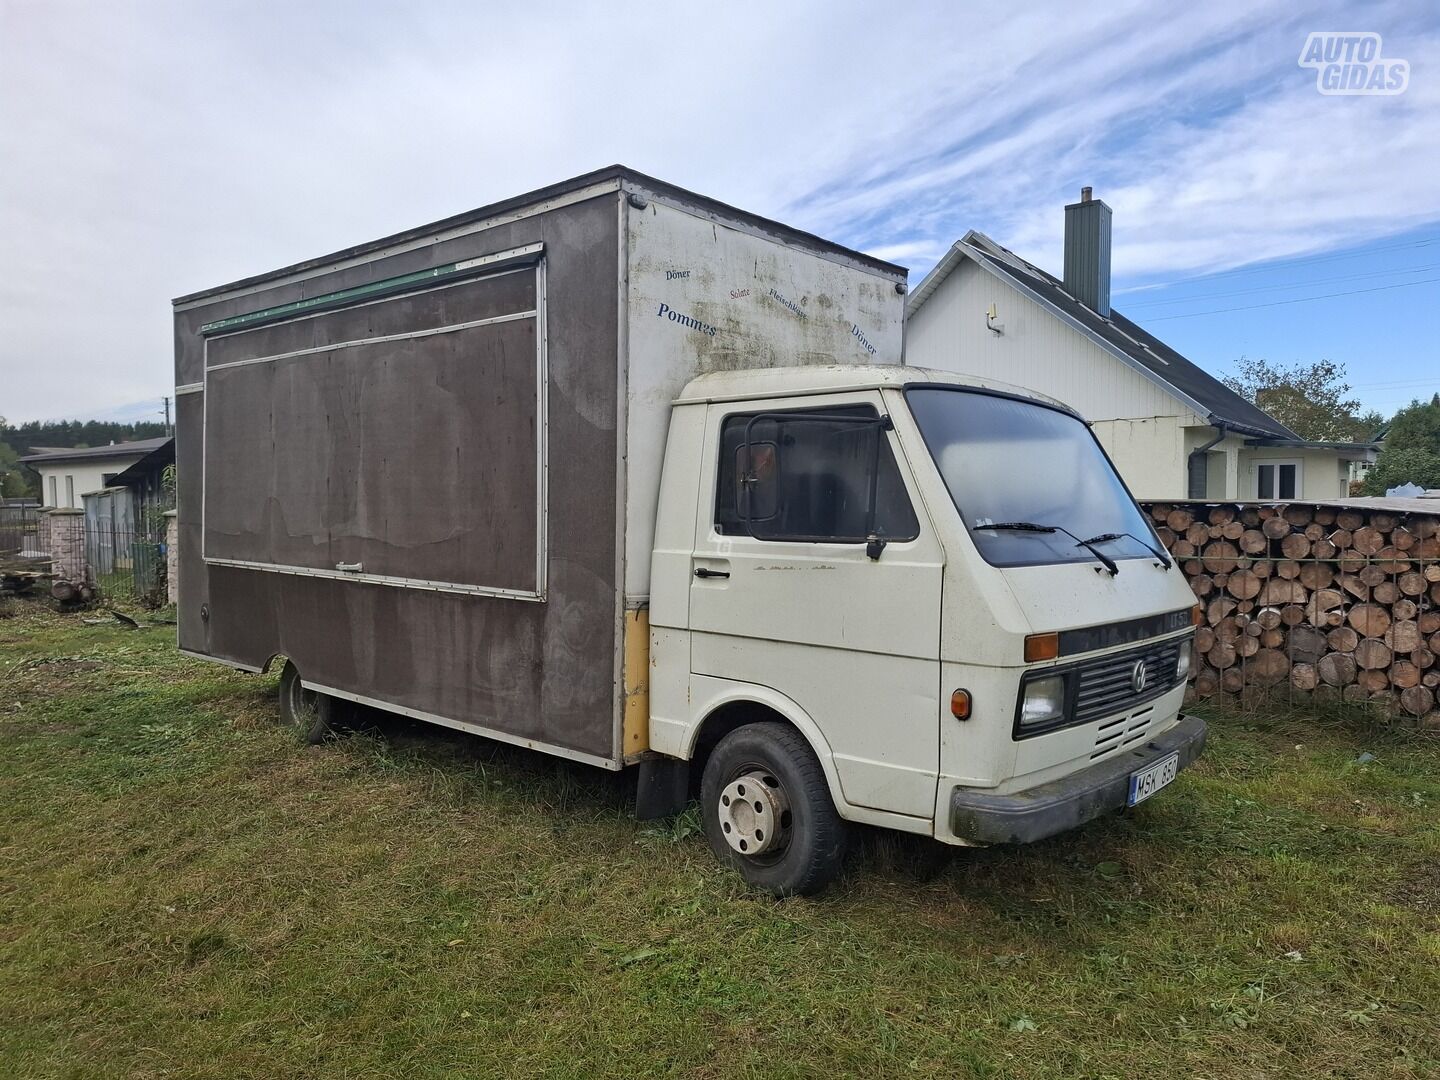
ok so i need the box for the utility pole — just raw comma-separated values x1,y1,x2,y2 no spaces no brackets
161,396,172,437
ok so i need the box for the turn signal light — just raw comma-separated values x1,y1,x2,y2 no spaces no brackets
950,689,972,720
1024,632,1060,663
1191,604,1204,627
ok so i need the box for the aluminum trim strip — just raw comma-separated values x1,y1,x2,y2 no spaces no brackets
178,648,264,673
202,557,546,601
206,309,537,373
201,266,533,343
198,243,544,335
304,681,622,770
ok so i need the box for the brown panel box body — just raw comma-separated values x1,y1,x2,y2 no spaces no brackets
173,167,908,768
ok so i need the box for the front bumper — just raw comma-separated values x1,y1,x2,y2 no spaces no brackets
949,713,1207,845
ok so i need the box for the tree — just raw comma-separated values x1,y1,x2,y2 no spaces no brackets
0,417,27,498
1383,393,1440,452
0,417,166,501
1361,447,1440,495
1350,408,1388,441
1360,393,1440,495
1222,357,1368,441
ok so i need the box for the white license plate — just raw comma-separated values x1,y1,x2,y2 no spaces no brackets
1127,753,1179,806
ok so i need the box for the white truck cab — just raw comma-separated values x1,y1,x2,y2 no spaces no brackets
647,364,1204,894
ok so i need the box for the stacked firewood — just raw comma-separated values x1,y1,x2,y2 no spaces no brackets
0,554,51,599
1143,502,1440,719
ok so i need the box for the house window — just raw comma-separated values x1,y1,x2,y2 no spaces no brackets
1256,461,1301,500
65,475,75,507
47,476,57,506
101,472,117,486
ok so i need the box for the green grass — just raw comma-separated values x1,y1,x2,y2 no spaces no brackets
2,602,1439,1079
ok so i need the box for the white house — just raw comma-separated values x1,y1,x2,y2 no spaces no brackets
18,438,169,508
904,190,1376,501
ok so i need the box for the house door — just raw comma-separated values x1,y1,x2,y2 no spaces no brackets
686,395,944,820
1256,460,1302,499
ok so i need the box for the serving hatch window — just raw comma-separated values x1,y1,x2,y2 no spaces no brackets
906,387,1158,568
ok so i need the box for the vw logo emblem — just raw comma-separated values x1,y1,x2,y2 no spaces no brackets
1131,660,1148,694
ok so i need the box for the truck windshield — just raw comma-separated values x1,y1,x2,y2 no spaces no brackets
906,387,1159,568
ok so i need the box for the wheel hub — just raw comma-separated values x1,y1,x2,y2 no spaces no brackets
718,771,788,856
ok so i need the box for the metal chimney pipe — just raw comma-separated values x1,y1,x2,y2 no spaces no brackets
1063,186,1112,316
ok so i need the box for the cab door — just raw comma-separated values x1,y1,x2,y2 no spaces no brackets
687,392,944,820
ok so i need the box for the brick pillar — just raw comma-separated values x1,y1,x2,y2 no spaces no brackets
45,508,87,583
164,510,179,605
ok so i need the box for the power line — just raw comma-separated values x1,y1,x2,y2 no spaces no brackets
1350,377,1440,390
1123,263,1440,309
1116,235,1440,295
1145,277,1440,321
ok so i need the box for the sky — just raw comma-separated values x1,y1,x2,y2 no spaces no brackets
1,0,1436,425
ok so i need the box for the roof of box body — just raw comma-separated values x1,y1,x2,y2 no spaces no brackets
675,364,1075,414
173,165,907,307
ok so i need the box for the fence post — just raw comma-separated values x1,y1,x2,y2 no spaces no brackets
164,510,179,605
44,508,88,584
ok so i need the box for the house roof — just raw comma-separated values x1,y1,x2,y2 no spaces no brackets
18,436,171,466
107,438,176,488
907,232,1307,442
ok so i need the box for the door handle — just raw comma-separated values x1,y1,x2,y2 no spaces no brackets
694,567,730,579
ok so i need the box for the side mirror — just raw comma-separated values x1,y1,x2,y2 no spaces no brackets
736,440,778,531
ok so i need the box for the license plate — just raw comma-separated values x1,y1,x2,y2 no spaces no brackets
1127,753,1179,806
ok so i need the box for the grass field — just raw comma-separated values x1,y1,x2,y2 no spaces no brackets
2,602,1439,1079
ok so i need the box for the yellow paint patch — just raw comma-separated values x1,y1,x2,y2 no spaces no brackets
622,608,650,759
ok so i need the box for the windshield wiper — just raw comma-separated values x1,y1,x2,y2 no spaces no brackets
974,521,1119,576
975,521,1056,532
1080,531,1173,570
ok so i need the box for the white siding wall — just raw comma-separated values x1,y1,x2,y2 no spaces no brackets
1090,416,1192,499
905,260,1205,499
1239,448,1351,501
32,458,143,508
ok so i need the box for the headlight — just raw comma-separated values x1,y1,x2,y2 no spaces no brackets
1176,640,1193,680
1019,674,1066,728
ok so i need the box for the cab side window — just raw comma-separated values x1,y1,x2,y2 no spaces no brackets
714,406,919,542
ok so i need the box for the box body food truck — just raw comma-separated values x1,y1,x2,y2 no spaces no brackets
174,166,1204,894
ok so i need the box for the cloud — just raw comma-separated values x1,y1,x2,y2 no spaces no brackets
0,0,1436,419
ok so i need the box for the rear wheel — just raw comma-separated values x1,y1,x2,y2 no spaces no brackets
277,659,336,745
701,722,847,896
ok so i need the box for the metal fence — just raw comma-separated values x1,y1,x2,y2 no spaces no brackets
84,524,167,604
1,516,168,607
0,502,40,557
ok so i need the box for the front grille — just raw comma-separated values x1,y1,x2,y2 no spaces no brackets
1073,641,1183,725
1092,705,1156,759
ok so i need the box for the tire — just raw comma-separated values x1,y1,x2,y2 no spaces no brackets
701,721,848,896
277,659,335,745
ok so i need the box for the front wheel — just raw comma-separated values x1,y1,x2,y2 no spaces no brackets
277,659,336,745
700,722,848,896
